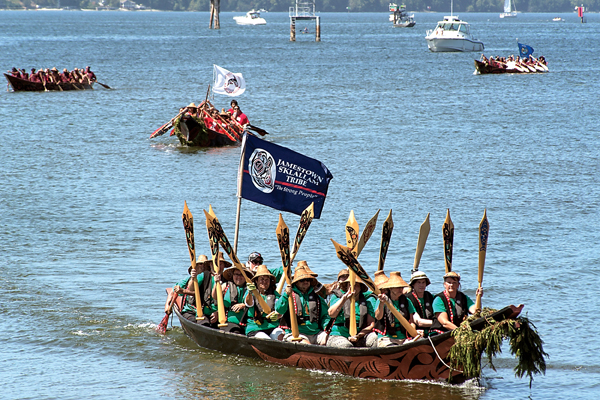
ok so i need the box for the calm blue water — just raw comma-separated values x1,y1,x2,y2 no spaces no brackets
1,9,599,400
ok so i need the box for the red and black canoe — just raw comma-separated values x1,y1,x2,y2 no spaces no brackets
474,60,548,75
173,113,240,147
4,73,94,91
171,296,524,383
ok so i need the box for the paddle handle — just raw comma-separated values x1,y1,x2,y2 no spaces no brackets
385,300,418,338
215,281,227,327
288,295,302,341
192,271,205,320
349,270,357,336
475,284,483,313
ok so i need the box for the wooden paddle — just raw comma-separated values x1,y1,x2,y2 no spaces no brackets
331,239,419,338
157,290,176,334
276,214,301,341
475,209,489,313
345,210,359,337
275,202,315,294
96,81,112,89
377,210,394,271
182,201,204,320
355,209,380,257
150,108,187,139
205,205,227,327
246,124,269,136
204,207,272,313
412,213,430,272
443,209,454,274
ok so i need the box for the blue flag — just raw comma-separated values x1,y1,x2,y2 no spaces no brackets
240,134,333,219
518,42,534,58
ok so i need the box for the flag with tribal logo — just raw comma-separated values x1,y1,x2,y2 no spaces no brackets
213,65,246,96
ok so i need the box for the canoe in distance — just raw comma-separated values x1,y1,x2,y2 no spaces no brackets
4,73,93,91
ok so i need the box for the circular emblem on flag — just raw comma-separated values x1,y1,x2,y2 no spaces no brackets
223,72,240,94
249,148,276,193
520,47,527,55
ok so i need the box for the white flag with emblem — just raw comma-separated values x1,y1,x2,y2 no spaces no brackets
213,65,246,97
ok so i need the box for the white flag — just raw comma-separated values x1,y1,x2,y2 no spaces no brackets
213,65,246,97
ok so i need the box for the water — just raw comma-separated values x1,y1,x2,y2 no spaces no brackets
1,10,599,399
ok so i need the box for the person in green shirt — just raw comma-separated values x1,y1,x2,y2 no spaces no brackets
246,251,283,282
213,265,254,335
173,255,213,322
325,275,377,348
245,265,284,340
374,272,415,347
275,263,328,345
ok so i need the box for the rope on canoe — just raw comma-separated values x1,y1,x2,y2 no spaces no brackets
428,335,463,374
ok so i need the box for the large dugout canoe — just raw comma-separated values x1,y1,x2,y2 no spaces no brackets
173,303,524,383
4,73,94,91
173,114,239,147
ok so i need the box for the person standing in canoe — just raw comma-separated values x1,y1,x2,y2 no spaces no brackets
325,275,378,348
373,272,415,347
407,270,435,337
245,265,284,340
430,271,483,334
276,262,329,345
227,100,249,126
214,264,254,335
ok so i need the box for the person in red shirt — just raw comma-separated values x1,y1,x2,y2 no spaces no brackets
227,100,249,126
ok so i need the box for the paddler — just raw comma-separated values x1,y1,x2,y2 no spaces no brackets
170,254,213,322
373,272,415,347
214,264,254,334
246,252,283,282
429,271,483,335
227,99,249,126
275,262,328,345
244,265,284,340
325,275,378,348
407,270,434,337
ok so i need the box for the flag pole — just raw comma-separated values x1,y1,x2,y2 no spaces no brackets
233,133,248,254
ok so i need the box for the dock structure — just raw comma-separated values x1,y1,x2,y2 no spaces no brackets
289,0,320,42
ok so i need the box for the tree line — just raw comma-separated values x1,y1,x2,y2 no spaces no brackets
5,0,597,13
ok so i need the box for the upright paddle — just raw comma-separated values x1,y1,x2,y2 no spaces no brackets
204,207,272,313
331,239,419,338
443,209,454,274
205,205,227,328
475,209,489,313
378,210,394,271
182,201,204,321
276,214,301,341
412,213,431,272
275,202,315,294
345,210,360,337
355,209,380,257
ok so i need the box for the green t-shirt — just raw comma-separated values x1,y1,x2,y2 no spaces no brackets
432,294,474,321
374,297,412,340
245,291,281,334
327,291,376,338
175,275,215,316
268,265,284,282
275,286,328,335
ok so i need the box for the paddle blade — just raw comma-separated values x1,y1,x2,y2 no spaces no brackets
345,210,359,253
478,209,489,284
150,120,173,139
156,314,169,334
378,210,394,271
331,239,378,295
290,202,314,262
182,201,196,268
276,214,292,284
443,209,454,273
356,209,380,257
247,124,269,136
413,213,431,272
204,209,220,274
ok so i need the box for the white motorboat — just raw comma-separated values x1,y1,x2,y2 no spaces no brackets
389,3,416,28
233,10,266,25
425,15,484,52
552,17,564,22
499,0,517,18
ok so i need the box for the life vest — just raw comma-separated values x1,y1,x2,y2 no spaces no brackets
223,282,248,326
280,288,321,329
407,291,435,321
331,289,369,330
373,294,410,337
429,291,469,333
184,271,213,309
252,291,277,324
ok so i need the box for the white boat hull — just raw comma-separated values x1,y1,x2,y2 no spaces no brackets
233,16,266,25
499,12,517,18
426,37,484,52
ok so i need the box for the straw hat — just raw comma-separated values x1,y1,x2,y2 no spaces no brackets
223,266,253,282
295,260,318,277
292,266,317,285
410,270,431,286
443,271,461,281
252,265,275,284
336,268,349,281
216,251,232,269
187,102,197,108
340,275,369,293
380,272,410,290
188,254,211,274
373,270,389,289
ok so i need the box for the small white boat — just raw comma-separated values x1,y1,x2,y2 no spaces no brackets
552,17,564,22
499,0,517,18
425,15,484,52
389,3,416,28
233,10,266,25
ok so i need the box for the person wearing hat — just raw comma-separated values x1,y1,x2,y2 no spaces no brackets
325,275,378,348
244,265,284,340
275,262,328,345
168,255,214,322
407,270,435,337
214,263,253,335
322,268,349,297
430,271,483,335
246,252,283,282
59,68,71,83
373,272,415,347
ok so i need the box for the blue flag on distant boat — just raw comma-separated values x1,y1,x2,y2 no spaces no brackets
239,134,333,219
518,42,534,58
